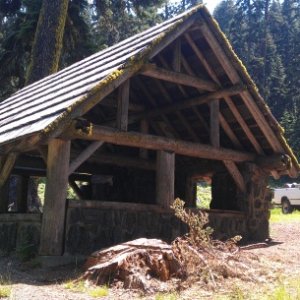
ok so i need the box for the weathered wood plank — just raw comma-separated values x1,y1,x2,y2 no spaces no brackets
117,80,130,131
39,139,70,256
68,199,167,213
63,123,256,162
140,64,218,91
172,39,181,72
0,153,17,187
210,100,220,148
69,141,104,175
223,160,246,193
156,151,175,209
139,120,149,159
121,85,244,125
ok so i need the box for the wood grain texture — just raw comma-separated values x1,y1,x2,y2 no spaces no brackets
39,139,70,256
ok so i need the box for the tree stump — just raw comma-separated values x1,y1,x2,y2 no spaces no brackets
81,238,184,291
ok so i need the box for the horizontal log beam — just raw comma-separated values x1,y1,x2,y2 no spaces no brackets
62,123,256,162
140,64,219,91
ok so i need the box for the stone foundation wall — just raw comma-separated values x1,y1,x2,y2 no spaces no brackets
65,202,248,254
0,205,250,255
0,214,41,255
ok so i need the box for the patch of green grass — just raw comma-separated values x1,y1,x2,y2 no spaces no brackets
0,285,11,298
0,275,11,299
63,280,109,297
270,208,300,223
155,292,178,300
88,286,109,298
63,280,86,292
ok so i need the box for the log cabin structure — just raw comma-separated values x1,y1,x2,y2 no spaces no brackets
0,5,299,256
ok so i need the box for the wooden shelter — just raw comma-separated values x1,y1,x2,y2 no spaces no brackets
0,5,298,256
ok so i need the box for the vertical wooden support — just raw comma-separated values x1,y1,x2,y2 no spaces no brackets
117,80,130,131
210,100,220,148
39,139,70,256
172,39,181,72
139,120,149,159
16,176,29,212
185,176,196,207
156,150,175,209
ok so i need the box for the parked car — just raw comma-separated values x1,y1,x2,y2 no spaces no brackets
273,183,300,214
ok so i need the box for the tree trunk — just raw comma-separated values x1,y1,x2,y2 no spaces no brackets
26,0,69,84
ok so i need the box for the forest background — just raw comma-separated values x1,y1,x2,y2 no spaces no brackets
0,0,299,165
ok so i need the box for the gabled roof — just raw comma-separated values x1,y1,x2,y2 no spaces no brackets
0,7,197,145
0,5,299,175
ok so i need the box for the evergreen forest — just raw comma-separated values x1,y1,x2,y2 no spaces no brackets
0,0,299,160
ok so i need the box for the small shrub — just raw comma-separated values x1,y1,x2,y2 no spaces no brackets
171,198,213,248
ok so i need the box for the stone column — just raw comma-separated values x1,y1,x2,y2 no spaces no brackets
240,163,270,241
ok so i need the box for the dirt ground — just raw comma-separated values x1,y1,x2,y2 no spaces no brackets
1,221,300,300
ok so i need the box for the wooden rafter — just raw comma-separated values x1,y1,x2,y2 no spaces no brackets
180,55,243,149
199,24,283,153
223,160,246,193
184,32,263,153
140,64,218,91
184,31,281,179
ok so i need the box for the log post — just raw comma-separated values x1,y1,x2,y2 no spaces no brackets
210,100,220,148
185,176,196,207
139,120,149,159
117,80,130,131
156,151,175,209
39,139,70,256
16,176,29,213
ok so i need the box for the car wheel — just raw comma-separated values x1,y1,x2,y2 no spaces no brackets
282,198,292,214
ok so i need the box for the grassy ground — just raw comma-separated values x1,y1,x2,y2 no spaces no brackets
270,207,300,223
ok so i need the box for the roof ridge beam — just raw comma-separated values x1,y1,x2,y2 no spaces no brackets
140,64,219,91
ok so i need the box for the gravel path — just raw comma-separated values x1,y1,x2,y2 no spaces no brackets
1,220,299,300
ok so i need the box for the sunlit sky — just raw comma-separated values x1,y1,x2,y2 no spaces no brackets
203,0,222,13
171,0,222,13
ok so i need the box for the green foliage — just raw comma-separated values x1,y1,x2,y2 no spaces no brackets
171,198,213,246
196,184,211,209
